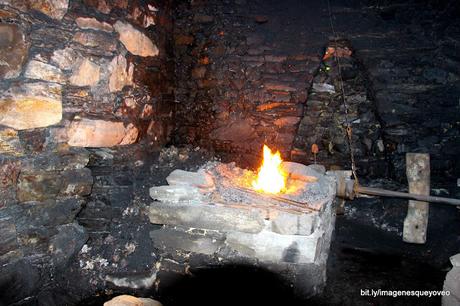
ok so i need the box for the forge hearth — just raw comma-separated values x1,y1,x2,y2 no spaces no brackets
148,161,336,297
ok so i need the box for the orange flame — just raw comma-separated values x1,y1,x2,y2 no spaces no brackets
252,145,286,194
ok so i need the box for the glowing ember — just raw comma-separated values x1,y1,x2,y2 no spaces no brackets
252,145,287,194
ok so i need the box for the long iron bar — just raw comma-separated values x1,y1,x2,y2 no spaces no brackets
234,186,320,212
355,185,460,207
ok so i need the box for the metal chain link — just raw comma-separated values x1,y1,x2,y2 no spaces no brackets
327,0,359,185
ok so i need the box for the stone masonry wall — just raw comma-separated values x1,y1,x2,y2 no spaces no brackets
0,1,174,304
329,0,460,182
173,0,460,182
292,40,387,177
172,0,326,167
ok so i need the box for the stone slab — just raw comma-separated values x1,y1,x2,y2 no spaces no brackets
148,200,265,234
270,210,317,235
150,226,225,255
226,229,321,264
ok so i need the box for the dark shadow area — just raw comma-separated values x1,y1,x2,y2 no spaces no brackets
156,265,306,306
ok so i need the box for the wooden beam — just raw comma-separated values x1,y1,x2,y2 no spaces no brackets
403,153,430,244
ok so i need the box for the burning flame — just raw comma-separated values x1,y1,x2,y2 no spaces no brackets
252,145,286,194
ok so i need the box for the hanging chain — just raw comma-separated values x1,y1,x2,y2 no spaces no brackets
326,0,359,185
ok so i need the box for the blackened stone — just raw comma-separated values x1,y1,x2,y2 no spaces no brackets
18,129,47,153
0,219,18,259
16,168,93,202
423,68,448,83
49,223,88,267
150,226,225,255
22,146,90,172
60,168,93,196
0,260,41,305
17,171,62,202
4,197,84,231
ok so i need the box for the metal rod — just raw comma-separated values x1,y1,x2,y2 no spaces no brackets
234,186,319,212
355,185,460,207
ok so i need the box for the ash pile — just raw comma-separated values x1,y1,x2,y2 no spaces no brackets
148,161,337,297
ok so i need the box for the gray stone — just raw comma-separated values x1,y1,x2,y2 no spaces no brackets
49,222,88,266
225,229,321,264
7,197,84,231
150,226,225,255
281,161,322,182
149,185,204,203
148,201,265,234
60,168,93,196
105,270,157,289
21,146,90,171
24,60,65,84
0,219,18,257
442,294,460,306
312,82,335,93
451,254,460,267
443,266,460,305
17,168,92,202
271,211,317,235
51,47,79,70
166,169,215,189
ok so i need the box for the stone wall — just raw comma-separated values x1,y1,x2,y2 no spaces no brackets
172,0,460,182
0,0,174,148
330,0,460,182
172,0,325,167
0,1,173,304
292,40,387,177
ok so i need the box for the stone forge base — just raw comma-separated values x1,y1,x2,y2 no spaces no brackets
148,162,336,297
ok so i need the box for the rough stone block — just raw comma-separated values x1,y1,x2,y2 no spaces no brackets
0,0,69,19
148,200,265,234
226,229,321,264
60,168,93,196
24,60,65,84
12,197,84,230
0,82,62,130
281,161,321,183
166,169,214,189
16,168,92,202
271,211,317,235
150,226,225,255
0,23,29,79
69,58,100,86
0,128,24,156
72,31,117,52
444,267,460,300
108,55,134,92
150,185,204,203
114,21,158,57
49,222,88,266
67,118,138,147
75,17,113,32
0,219,18,257
17,171,61,202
